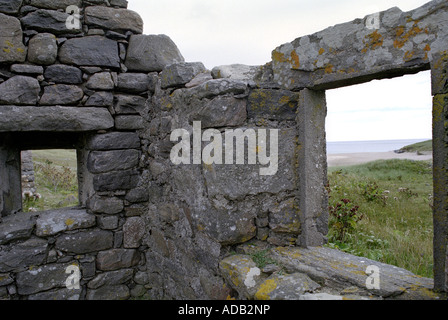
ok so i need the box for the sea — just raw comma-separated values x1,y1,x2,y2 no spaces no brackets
327,139,430,155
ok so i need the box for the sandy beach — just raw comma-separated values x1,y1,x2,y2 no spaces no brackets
327,151,433,167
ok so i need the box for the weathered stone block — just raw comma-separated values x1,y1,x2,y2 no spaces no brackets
185,79,247,99
44,64,83,84
29,0,82,10
86,72,115,91
59,36,120,68
87,269,134,289
117,73,152,93
248,89,300,121
86,285,130,300
87,149,139,174
0,238,48,273
125,34,185,72
21,9,81,35
16,262,77,295
27,33,57,65
93,169,139,192
0,13,27,63
35,208,96,237
88,196,124,215
123,217,145,248
114,94,147,114
10,64,43,75
269,198,300,235
28,288,81,300
115,115,145,130
0,212,37,245
0,76,40,105
85,91,114,107
96,249,140,271
192,95,247,128
212,64,261,82
0,107,114,132
0,0,22,14
55,230,113,254
161,62,207,89
254,273,321,300
86,132,141,151
40,84,84,105
85,6,143,34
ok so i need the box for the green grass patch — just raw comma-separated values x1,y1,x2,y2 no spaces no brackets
327,159,434,278
399,140,432,153
23,150,79,212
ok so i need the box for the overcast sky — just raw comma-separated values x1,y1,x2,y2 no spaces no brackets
128,0,433,142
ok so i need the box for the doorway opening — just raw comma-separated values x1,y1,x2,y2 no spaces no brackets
324,70,434,278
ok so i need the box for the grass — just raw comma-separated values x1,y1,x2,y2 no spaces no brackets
327,159,434,278
398,140,432,153
23,149,79,212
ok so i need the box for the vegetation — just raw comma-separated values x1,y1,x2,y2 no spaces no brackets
398,140,432,154
326,159,434,278
23,149,79,212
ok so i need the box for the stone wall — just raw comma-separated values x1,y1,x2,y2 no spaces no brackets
0,0,447,300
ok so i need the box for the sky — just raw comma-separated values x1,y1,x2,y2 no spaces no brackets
128,0,433,142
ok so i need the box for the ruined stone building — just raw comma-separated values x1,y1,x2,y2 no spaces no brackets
0,0,447,300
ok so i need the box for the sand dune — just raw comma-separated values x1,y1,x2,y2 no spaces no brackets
327,151,433,167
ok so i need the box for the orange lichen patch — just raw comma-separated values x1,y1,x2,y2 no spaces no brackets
424,44,431,60
361,30,384,53
272,50,287,63
290,50,300,69
393,22,424,49
324,64,334,74
404,50,415,61
319,48,325,55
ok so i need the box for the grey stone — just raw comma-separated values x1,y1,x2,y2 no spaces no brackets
0,212,37,245
0,13,27,63
86,72,115,90
123,217,145,248
87,269,134,289
0,238,48,273
40,84,84,105
87,149,139,173
44,64,83,84
117,73,151,93
88,196,124,215
254,273,321,300
27,33,58,65
85,91,114,107
269,198,300,235
125,34,185,72
212,64,261,82
96,249,140,271
35,208,96,237
55,230,114,254
16,262,76,295
97,215,119,230
134,271,149,285
28,288,81,300
185,79,247,99
87,132,141,151
114,94,147,114
161,62,207,88
93,169,139,192
21,9,81,35
0,106,114,132
110,0,128,8
185,71,213,88
0,273,13,286
85,6,143,34
125,188,149,203
29,0,82,10
0,0,23,14
270,246,436,299
248,89,300,121
0,76,40,105
10,64,44,75
115,115,145,130
86,285,130,300
192,95,247,128
59,36,120,68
